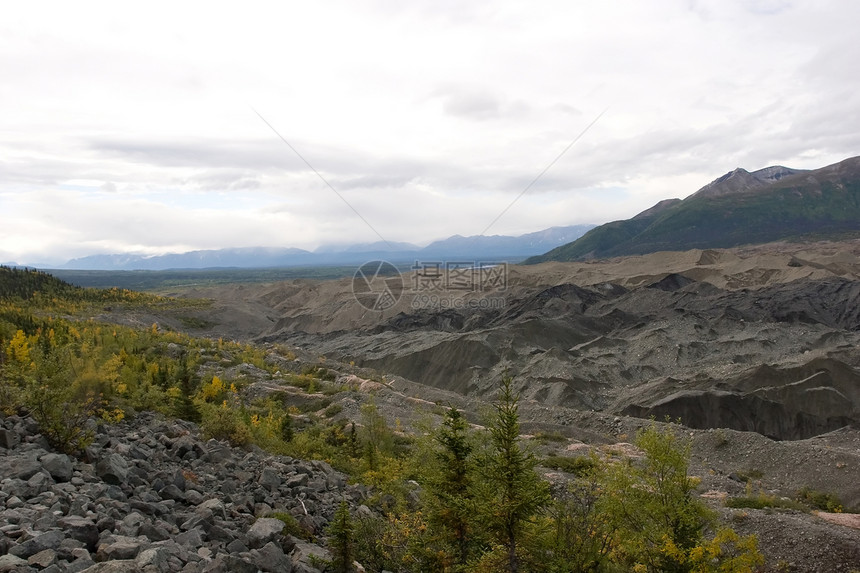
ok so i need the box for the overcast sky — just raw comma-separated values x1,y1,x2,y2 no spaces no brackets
3,0,859,265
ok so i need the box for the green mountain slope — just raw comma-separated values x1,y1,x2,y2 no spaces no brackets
526,156,860,263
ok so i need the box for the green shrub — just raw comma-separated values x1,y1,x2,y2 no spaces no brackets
324,403,343,418
200,405,252,446
734,468,764,482
24,383,104,454
17,349,108,454
713,428,730,447
531,430,569,444
543,455,597,476
301,365,337,381
297,397,333,414
796,487,844,512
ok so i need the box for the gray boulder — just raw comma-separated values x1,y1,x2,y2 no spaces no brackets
247,518,285,549
28,548,58,568
0,554,28,572
9,529,64,558
96,539,144,561
259,467,282,491
0,428,21,450
135,547,171,571
0,457,42,480
201,554,259,573
252,541,292,572
96,454,128,485
41,453,73,482
58,516,100,550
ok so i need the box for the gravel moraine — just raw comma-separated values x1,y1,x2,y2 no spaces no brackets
0,411,366,573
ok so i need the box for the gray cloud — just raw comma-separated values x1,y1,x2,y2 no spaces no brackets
3,1,860,263
443,91,502,120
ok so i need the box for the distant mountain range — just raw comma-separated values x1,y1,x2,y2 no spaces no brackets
45,225,594,270
527,156,860,263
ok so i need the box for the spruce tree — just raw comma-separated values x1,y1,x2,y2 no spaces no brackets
328,500,355,573
426,407,477,569
280,413,294,442
479,377,550,572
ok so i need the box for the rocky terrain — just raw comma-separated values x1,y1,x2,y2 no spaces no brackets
3,365,860,571
67,239,860,570
148,241,860,443
0,410,359,572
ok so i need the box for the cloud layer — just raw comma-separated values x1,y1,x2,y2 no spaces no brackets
2,0,860,264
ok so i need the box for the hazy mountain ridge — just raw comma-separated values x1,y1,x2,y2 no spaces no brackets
57,225,595,270
527,156,860,263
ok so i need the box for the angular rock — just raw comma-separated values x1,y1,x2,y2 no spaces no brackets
196,498,226,518
247,517,285,549
59,516,100,550
290,541,331,571
41,453,73,482
285,474,309,489
175,528,205,549
171,468,187,490
96,539,143,561
33,510,59,531
28,548,58,568
185,489,205,506
180,509,214,532
206,524,236,544
252,541,292,572
0,554,28,572
138,521,171,542
0,457,42,480
226,539,249,553
9,529,64,559
0,428,21,450
56,538,87,562
201,554,258,573
170,436,198,460
118,512,144,536
95,454,128,486
135,546,170,570
27,470,53,495
130,499,168,516
159,483,185,502
259,467,282,491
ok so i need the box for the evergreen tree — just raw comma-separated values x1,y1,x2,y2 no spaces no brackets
425,407,478,570
173,354,201,423
360,400,392,471
347,421,359,458
328,500,355,573
280,413,294,442
478,377,550,572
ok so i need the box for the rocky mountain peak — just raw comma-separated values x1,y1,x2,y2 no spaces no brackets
751,165,805,183
691,167,765,199
692,164,808,200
